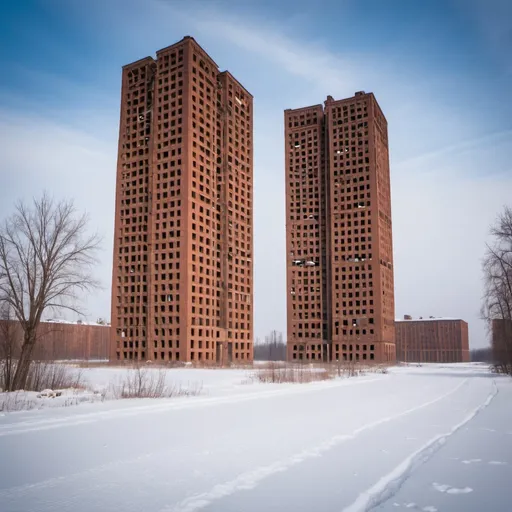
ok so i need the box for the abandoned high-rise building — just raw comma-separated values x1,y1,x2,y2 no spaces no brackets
285,92,395,363
111,36,253,364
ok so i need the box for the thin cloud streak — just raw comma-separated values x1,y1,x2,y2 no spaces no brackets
196,19,357,94
393,129,512,172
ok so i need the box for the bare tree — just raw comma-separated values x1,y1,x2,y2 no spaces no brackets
482,206,512,375
0,194,101,390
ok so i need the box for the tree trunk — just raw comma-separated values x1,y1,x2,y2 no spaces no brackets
1,320,20,391
3,350,14,392
12,330,37,390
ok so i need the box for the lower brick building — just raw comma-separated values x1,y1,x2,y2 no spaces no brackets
491,318,512,366
0,320,110,361
395,316,469,363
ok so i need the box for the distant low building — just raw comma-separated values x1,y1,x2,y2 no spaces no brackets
0,319,110,361
395,316,469,363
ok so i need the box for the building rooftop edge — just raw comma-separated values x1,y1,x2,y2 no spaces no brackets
156,36,219,68
122,37,251,95
43,319,111,327
284,92,383,113
218,70,253,98
122,56,156,69
395,318,465,322
325,91,372,103
122,37,222,70
284,104,324,113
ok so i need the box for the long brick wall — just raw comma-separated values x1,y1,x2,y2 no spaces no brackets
0,321,110,361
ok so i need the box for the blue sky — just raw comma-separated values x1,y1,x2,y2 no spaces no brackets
0,0,511,348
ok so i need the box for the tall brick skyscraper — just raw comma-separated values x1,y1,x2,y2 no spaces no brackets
111,36,253,364
285,92,395,363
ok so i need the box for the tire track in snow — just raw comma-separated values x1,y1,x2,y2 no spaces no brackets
0,377,384,437
163,378,469,512
0,444,184,502
341,379,498,512
0,451,155,500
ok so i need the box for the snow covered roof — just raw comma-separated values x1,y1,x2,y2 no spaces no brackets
44,319,110,327
395,317,462,323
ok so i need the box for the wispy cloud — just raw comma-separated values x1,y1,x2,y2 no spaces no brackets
394,129,512,175
196,18,360,95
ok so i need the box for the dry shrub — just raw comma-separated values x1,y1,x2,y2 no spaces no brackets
330,361,362,378
0,360,83,392
251,361,391,384
252,362,333,384
330,361,391,376
0,391,37,412
110,365,203,399
25,362,84,391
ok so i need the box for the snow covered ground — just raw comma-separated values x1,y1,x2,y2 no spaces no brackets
0,363,510,512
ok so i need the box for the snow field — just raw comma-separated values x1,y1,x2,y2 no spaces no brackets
0,363,510,512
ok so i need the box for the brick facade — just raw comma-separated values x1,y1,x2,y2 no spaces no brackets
285,92,395,363
491,318,512,364
111,37,253,364
395,317,469,363
0,320,109,360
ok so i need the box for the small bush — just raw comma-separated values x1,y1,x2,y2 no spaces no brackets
251,362,333,384
249,361,391,384
0,360,83,392
0,391,37,412
25,362,84,391
110,366,203,399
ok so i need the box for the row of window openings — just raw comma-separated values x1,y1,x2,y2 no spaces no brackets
292,352,375,361
332,137,369,147
336,282,373,291
295,325,376,336
287,115,367,135
288,138,319,150
294,343,375,352
288,119,321,128
291,288,374,303
291,231,371,242
331,111,368,124
116,351,245,362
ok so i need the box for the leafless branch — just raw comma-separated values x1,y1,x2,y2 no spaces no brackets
0,192,102,389
482,206,512,374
